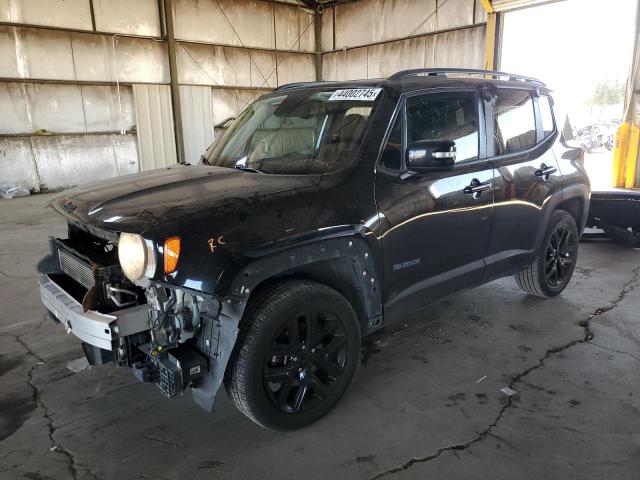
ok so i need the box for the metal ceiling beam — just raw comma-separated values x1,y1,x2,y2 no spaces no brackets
300,0,358,10
491,0,565,12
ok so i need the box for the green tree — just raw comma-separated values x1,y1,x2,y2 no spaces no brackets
588,79,624,107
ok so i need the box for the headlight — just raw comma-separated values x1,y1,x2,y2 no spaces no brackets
118,232,156,282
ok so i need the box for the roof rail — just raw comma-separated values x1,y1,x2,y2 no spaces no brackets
273,81,314,92
389,68,546,86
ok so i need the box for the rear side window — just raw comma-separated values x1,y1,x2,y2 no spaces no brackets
406,92,479,162
492,89,536,155
538,95,555,137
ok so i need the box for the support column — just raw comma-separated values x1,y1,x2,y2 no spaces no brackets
480,0,501,71
163,0,185,164
314,10,323,81
614,2,640,187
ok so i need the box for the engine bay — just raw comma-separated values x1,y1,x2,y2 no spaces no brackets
40,223,215,400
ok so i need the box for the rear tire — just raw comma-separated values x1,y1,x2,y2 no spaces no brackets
515,209,579,297
225,279,360,431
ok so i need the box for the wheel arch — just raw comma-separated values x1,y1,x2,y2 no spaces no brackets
222,233,383,335
534,186,589,254
555,192,588,234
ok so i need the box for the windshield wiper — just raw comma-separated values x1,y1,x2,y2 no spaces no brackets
215,116,235,129
234,164,267,173
234,156,268,173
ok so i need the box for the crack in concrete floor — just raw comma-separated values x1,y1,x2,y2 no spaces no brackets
587,341,640,363
5,319,104,480
368,266,640,480
11,329,81,479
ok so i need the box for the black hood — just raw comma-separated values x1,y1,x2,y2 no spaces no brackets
51,164,319,234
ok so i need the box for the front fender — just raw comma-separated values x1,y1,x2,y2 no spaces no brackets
219,227,383,328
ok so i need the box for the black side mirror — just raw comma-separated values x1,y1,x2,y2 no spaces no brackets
406,140,456,171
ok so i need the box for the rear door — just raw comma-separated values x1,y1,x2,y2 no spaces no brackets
375,89,494,320
484,87,563,279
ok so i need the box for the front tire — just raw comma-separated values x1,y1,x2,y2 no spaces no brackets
225,280,361,430
515,209,579,297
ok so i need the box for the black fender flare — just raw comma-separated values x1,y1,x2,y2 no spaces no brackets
562,183,590,232
223,229,383,330
533,184,589,255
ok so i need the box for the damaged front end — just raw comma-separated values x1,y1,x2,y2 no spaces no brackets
37,224,239,411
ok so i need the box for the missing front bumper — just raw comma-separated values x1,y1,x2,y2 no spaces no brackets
39,273,150,351
39,273,240,412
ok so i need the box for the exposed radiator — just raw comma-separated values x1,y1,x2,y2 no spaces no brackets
58,247,95,289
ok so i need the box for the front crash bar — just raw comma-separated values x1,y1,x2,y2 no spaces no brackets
39,274,150,350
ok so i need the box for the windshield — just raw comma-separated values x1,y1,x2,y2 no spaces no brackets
203,87,382,174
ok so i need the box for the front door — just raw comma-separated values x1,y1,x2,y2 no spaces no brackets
375,89,494,321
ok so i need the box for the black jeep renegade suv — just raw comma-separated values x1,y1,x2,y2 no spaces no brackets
38,68,589,430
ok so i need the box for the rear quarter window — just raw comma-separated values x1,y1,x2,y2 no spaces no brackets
538,95,555,137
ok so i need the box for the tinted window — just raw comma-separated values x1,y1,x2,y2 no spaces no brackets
406,92,479,162
493,89,536,155
380,112,402,170
538,95,555,137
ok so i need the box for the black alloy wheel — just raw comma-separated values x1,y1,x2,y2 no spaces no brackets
225,280,360,430
545,224,577,287
515,209,579,297
263,309,347,413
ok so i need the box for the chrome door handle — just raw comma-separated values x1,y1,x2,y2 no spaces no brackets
535,163,557,180
463,178,492,198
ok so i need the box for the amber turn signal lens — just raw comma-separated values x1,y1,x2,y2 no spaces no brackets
164,237,181,273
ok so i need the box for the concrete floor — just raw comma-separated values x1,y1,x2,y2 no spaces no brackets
1,193,639,480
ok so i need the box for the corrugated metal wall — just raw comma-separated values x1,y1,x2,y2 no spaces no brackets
0,0,316,191
180,85,214,166
0,0,488,191
321,0,487,80
133,84,177,171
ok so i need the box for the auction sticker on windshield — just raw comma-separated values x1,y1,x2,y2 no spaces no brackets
328,88,382,101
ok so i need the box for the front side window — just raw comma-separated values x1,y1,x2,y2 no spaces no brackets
380,112,402,170
493,89,536,155
538,95,555,137
406,92,479,163
203,88,380,175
